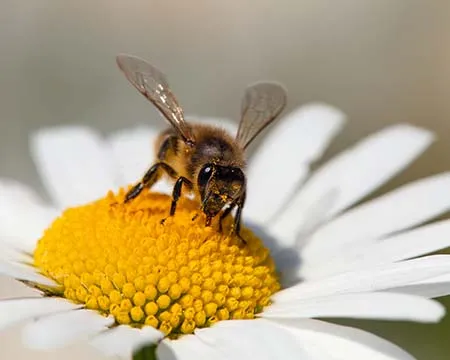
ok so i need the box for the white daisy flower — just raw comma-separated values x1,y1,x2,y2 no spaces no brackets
1,103,450,360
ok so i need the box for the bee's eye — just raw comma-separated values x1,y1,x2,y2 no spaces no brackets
198,164,213,187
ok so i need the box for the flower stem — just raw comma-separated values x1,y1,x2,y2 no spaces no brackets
133,344,157,360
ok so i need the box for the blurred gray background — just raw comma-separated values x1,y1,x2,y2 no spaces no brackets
1,0,450,359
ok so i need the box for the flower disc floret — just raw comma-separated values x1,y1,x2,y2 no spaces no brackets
34,189,280,337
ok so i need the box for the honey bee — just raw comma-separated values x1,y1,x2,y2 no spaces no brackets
117,54,287,242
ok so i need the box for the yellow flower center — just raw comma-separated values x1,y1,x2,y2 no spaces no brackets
33,189,280,338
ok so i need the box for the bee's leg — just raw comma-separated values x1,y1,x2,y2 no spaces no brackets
169,177,192,216
161,176,192,224
125,162,177,203
157,134,178,161
218,204,236,233
233,193,247,245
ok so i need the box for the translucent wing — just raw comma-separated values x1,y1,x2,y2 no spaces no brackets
116,54,195,144
236,82,287,149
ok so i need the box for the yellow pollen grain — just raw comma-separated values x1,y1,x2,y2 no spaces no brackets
33,190,280,338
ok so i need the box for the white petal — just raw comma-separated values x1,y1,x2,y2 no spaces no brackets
264,292,444,322
0,179,57,251
90,325,164,357
245,104,345,224
301,172,450,264
150,179,176,195
0,241,32,263
275,255,450,302
107,126,180,195
0,260,57,287
0,297,80,330
271,318,415,360
30,126,120,208
23,309,114,350
158,336,224,360
389,283,450,299
389,274,450,298
195,318,312,360
107,126,158,185
270,125,434,246
301,220,450,279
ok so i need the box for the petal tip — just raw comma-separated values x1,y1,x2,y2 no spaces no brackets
297,102,347,124
30,125,97,144
393,123,435,144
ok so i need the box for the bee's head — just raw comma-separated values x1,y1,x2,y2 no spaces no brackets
197,163,245,217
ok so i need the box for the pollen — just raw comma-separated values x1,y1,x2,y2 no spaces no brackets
33,189,280,338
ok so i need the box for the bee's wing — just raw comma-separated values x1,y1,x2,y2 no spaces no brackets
116,54,195,144
236,82,287,149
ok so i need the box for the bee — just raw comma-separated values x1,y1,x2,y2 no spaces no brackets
116,54,287,242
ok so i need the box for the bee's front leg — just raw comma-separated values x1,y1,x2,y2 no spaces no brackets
218,192,246,244
161,176,192,224
125,162,177,203
233,193,247,245
169,177,192,216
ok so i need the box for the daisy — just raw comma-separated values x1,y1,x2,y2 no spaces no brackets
1,103,450,360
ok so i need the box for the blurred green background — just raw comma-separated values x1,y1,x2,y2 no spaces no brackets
1,1,450,359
